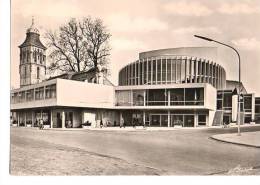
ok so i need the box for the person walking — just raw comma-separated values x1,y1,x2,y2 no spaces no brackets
120,117,125,128
100,120,103,128
39,119,44,130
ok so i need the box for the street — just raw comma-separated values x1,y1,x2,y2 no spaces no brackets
10,126,260,175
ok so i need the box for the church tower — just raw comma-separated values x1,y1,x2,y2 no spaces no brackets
19,18,47,87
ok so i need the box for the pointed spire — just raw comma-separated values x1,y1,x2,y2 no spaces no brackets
31,16,35,26
26,16,39,34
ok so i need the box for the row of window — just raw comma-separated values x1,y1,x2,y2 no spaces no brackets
217,91,256,112
20,50,46,64
119,57,226,89
116,88,204,106
20,66,42,79
11,84,56,103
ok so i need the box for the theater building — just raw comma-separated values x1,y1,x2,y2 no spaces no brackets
10,20,260,128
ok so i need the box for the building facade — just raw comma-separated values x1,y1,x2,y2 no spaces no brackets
10,21,260,128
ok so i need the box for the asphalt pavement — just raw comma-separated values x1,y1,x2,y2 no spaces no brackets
10,125,260,175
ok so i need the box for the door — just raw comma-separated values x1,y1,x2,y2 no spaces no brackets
57,112,62,128
184,115,194,127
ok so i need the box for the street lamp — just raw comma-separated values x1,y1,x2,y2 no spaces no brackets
194,35,241,136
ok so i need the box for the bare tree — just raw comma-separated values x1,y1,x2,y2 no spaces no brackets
45,17,111,74
80,17,111,70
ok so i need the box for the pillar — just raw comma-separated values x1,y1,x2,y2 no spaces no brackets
32,111,34,127
50,110,53,128
194,114,198,127
17,112,20,127
62,111,65,129
24,112,27,127
143,111,146,127
167,110,170,127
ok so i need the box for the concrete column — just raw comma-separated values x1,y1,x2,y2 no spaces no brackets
194,58,197,83
194,114,198,127
50,110,53,128
62,111,65,129
17,112,20,127
155,58,158,84
167,110,170,127
146,58,148,84
185,57,187,83
144,90,146,106
32,111,34,127
143,111,146,127
252,93,255,122
168,90,170,106
24,112,27,127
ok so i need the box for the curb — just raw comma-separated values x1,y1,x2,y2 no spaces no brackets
210,136,260,148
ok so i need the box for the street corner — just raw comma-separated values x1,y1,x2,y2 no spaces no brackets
211,131,260,148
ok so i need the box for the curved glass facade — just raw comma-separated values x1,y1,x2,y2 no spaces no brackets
119,56,226,89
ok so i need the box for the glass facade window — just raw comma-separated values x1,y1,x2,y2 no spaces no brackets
148,60,152,84
26,89,34,101
166,59,171,83
162,59,166,84
133,90,144,106
244,95,252,112
116,90,132,106
185,88,204,105
255,98,260,114
144,60,147,84
170,88,184,105
152,59,156,84
223,92,232,110
20,91,26,102
157,59,161,84
146,89,167,106
35,87,44,100
45,84,56,99
176,59,181,83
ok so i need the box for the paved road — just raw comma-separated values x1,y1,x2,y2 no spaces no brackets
10,126,260,175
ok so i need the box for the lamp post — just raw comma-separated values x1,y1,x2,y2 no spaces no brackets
194,35,241,136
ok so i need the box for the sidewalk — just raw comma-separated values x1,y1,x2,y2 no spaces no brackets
211,131,260,148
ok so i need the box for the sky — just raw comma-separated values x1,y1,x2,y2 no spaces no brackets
11,0,260,95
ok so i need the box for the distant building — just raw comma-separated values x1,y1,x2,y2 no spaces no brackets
10,20,260,128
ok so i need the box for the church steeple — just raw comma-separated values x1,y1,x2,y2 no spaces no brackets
19,17,47,87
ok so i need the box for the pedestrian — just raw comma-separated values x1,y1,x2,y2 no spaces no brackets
100,120,103,128
120,117,125,128
68,120,72,128
39,119,44,130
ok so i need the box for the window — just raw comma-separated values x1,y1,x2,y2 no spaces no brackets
37,67,40,79
116,90,132,106
24,66,27,77
45,84,56,99
146,89,167,106
170,88,184,105
223,92,232,110
162,59,166,84
157,59,161,83
35,87,44,100
25,89,34,101
133,90,144,106
244,95,252,112
185,88,204,105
